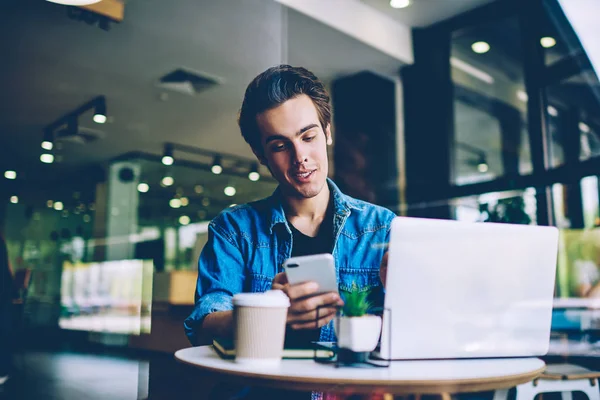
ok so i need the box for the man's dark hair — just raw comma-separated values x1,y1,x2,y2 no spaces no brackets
238,65,331,154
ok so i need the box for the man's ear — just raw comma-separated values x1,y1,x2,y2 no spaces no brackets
325,124,333,145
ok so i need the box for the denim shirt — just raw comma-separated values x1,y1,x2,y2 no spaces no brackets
184,178,396,345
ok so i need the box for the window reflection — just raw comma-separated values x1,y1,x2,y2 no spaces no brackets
451,17,532,185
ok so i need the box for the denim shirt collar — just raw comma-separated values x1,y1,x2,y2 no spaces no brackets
266,178,362,234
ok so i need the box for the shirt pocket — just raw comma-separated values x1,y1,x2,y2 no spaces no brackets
338,267,381,292
245,273,274,293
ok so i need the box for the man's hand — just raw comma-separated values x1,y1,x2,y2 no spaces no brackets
272,272,343,330
379,251,389,289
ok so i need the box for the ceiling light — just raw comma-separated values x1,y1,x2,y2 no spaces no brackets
93,96,107,124
202,198,210,207
162,144,174,165
211,155,222,175
4,170,16,180
477,161,489,173
471,41,490,54
547,106,558,117
169,198,182,209
161,176,174,187
517,90,528,102
46,0,102,5
137,183,149,193
194,185,204,194
540,37,556,48
248,163,260,181
224,186,236,197
179,215,191,225
579,122,590,133
180,197,189,207
40,154,55,164
54,201,64,211
47,200,54,208
42,129,53,150
10,196,18,204
389,0,410,9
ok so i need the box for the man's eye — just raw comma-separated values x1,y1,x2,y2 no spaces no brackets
271,143,286,152
303,136,316,142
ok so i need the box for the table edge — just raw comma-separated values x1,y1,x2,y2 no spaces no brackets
174,347,546,394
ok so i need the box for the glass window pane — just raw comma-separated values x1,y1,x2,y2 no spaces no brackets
451,17,531,185
582,176,600,228
544,1,600,166
453,188,537,225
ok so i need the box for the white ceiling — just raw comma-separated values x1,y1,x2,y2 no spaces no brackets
0,0,404,179
361,0,496,28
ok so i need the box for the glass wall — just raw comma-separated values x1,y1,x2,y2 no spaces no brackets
451,16,532,185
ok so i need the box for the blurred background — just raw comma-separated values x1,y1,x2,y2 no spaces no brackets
0,0,599,398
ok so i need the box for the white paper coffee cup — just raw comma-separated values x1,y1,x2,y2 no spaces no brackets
232,290,290,365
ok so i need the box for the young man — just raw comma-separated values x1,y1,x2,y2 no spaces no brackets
184,65,395,346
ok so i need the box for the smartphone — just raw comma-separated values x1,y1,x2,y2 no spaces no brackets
283,253,338,294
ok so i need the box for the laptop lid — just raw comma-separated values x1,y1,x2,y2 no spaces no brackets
379,217,559,360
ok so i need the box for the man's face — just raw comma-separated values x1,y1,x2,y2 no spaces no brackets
255,94,331,199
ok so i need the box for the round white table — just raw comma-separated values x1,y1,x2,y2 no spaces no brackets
175,346,546,395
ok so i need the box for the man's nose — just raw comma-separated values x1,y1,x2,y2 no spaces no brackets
291,143,308,165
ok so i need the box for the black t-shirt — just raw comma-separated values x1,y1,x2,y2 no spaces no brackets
284,201,334,347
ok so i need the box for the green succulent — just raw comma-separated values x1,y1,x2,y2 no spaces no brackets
340,283,371,317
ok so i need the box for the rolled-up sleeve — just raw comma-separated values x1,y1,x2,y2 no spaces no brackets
184,221,244,345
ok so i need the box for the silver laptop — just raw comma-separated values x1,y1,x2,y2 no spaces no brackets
377,217,559,360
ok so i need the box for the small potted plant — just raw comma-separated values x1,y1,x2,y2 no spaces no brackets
334,286,382,353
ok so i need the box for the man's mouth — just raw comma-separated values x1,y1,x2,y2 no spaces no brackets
292,169,316,180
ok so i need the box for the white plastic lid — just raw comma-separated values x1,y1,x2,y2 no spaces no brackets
232,290,290,308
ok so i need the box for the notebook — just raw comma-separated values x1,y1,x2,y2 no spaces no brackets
212,337,335,360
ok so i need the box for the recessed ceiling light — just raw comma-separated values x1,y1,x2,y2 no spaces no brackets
137,183,149,193
93,114,107,124
540,37,556,48
161,156,174,166
471,41,490,54
224,186,236,197
41,141,53,151
161,176,174,187
40,154,54,164
179,215,191,225
211,155,223,175
390,0,410,9
10,196,18,204
169,198,182,209
54,201,64,211
180,197,189,207
4,170,16,180
211,164,222,175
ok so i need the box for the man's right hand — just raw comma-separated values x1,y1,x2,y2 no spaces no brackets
272,272,343,330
